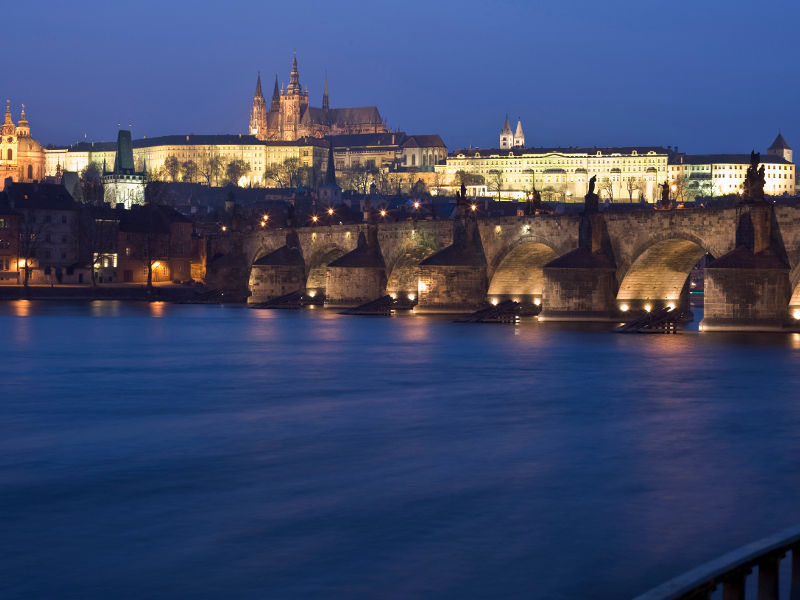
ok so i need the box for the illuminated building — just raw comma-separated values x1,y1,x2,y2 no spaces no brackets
668,135,796,200
249,54,387,142
102,130,145,209
438,145,670,201
0,101,45,191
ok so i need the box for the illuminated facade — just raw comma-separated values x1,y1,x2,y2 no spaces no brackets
499,116,524,149
0,101,45,191
45,135,329,187
249,54,387,142
438,146,670,201
102,130,145,209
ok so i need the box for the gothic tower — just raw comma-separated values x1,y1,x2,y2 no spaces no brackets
249,72,267,139
768,132,792,163
513,118,525,148
279,53,309,141
500,115,512,149
270,75,280,113
322,75,329,111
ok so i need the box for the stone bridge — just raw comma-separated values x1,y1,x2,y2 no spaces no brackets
228,203,800,331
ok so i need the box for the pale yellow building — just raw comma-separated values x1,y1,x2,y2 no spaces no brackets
45,134,329,186
438,146,670,202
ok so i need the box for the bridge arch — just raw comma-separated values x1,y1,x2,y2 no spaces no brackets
487,237,560,303
305,243,348,295
386,240,438,300
617,235,712,313
789,264,800,316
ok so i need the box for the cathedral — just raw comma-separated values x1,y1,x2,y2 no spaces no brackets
0,100,45,190
249,54,387,141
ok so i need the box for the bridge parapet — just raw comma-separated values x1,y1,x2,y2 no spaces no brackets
631,523,800,600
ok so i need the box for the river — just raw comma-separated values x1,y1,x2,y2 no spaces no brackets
3,301,800,599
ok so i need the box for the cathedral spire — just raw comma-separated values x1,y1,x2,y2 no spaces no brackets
271,74,280,112
322,74,329,111
16,103,29,137
325,142,337,186
287,52,302,94
254,72,263,98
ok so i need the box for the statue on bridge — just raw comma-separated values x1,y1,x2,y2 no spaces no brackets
743,151,766,204
584,175,599,213
659,181,672,209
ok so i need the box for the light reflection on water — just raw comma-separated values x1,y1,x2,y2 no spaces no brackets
2,301,800,600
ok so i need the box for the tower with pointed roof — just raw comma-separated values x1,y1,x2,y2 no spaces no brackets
249,53,387,141
102,129,145,209
0,101,45,190
500,116,513,149
249,73,268,139
767,132,792,163
513,118,525,148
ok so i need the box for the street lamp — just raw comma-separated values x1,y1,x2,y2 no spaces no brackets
380,209,387,218
312,215,319,224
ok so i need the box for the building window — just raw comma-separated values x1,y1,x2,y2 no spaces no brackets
6,149,11,160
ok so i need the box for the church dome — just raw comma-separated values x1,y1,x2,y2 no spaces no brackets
17,135,42,153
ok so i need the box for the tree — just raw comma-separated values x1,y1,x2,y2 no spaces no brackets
225,159,250,186
17,212,49,287
164,155,180,182
488,169,503,201
198,151,223,186
597,177,614,203
264,157,301,188
79,206,118,286
455,170,485,187
80,162,103,204
624,177,643,203
181,160,198,183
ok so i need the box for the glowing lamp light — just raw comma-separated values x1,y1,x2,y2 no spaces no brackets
327,208,334,216
644,303,652,312
793,309,800,320
389,293,397,300
18,258,26,268
260,222,266,228
620,303,629,312
667,303,675,310
418,280,427,292
151,261,161,269
221,225,227,232
491,298,499,306
262,214,269,221
413,201,420,209
495,225,502,233
308,290,316,298
407,293,416,301
533,298,541,306
470,204,477,212
670,184,677,193
380,209,387,217
312,215,319,223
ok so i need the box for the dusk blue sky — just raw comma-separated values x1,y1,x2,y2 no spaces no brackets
5,0,798,154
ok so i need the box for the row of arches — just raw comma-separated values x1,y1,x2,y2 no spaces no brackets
250,236,800,312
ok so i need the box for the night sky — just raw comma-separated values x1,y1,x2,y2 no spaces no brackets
6,0,798,153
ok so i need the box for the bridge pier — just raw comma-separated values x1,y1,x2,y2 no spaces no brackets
247,232,305,304
415,191,488,313
539,188,618,321
325,228,387,308
701,203,791,332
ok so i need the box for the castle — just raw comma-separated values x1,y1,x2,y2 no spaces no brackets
249,54,387,141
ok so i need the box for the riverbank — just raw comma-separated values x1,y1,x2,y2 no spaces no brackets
0,284,245,303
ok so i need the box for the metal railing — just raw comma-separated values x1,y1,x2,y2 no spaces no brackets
632,524,800,600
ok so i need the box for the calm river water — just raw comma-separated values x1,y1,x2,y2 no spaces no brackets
3,301,800,599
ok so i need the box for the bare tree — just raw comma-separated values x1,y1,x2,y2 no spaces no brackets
164,155,180,182
79,206,118,286
198,150,224,186
225,159,250,186
455,170,485,187
488,169,503,201
597,177,614,203
80,162,103,204
624,177,642,203
181,160,198,183
17,212,49,287
264,158,301,188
